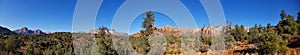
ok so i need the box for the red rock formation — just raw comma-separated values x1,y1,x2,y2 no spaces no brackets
130,25,226,37
132,32,141,37
13,27,45,35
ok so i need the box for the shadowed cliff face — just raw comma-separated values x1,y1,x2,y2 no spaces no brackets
0,26,16,35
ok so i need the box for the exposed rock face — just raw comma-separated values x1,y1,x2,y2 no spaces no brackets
132,32,141,37
13,27,45,35
156,25,181,37
130,25,228,37
243,26,250,32
34,29,45,34
86,28,115,35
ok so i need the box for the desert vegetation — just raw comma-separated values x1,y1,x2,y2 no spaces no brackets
0,10,300,55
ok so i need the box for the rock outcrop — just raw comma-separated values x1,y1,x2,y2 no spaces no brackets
131,25,230,37
13,27,45,35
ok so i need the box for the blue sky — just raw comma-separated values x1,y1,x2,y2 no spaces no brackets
0,0,299,34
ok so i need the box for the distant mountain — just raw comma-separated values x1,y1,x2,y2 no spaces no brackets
85,27,129,36
0,26,16,35
13,27,45,35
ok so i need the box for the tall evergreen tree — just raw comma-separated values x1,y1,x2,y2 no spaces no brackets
249,24,259,43
142,11,155,36
280,10,287,20
278,10,287,34
258,24,263,32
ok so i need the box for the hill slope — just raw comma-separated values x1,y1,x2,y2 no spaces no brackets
0,26,16,35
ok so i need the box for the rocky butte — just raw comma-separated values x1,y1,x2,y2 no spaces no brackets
13,27,46,35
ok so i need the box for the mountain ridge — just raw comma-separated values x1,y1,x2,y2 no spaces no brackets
13,27,46,35
0,26,16,35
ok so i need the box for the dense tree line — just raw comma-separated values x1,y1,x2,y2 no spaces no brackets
0,32,73,55
225,10,300,54
0,28,119,55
